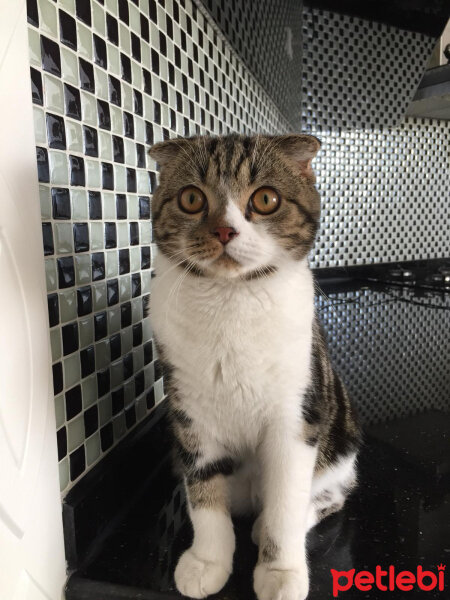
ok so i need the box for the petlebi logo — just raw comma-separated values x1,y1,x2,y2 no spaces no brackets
331,564,446,597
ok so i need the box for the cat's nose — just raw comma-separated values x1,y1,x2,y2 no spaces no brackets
212,226,239,245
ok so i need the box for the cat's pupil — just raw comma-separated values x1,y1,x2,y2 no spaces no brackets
189,194,195,204
264,194,269,204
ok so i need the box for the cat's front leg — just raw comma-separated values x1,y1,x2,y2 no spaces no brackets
253,417,317,600
175,459,235,598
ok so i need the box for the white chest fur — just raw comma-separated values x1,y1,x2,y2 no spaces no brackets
150,254,315,450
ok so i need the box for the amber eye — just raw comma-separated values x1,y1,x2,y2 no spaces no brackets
250,187,280,215
178,186,207,214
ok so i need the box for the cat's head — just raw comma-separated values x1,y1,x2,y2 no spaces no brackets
149,134,321,279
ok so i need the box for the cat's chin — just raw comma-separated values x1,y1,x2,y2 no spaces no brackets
204,254,245,279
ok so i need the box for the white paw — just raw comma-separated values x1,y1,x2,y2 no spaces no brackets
174,548,231,598
251,514,262,545
254,563,309,600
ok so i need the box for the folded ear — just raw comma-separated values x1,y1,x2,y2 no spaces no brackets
148,137,191,168
276,134,321,181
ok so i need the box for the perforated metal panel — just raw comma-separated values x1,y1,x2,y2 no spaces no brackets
303,7,450,269
317,287,450,425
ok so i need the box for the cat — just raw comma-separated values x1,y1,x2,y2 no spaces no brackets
148,134,361,600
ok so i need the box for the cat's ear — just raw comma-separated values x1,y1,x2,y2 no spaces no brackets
148,138,191,168
276,134,321,182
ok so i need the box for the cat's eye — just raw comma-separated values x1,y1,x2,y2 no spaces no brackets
250,187,280,215
178,186,207,214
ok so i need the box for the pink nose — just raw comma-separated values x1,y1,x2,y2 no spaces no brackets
212,226,239,245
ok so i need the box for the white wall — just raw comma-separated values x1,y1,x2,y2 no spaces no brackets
0,2,66,599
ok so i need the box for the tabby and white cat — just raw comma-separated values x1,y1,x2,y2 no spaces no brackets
148,134,361,600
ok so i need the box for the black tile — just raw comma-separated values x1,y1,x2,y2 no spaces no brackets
64,84,82,119
142,294,149,318
105,222,117,249
116,194,127,219
102,163,114,190
143,340,153,365
149,172,157,193
110,332,121,360
77,285,92,316
132,323,143,346
70,155,85,186
109,75,121,106
27,0,39,26
52,362,63,395
80,345,95,378
125,405,136,429
36,147,49,183
84,405,99,437
97,100,111,130
89,191,102,219
153,100,161,124
136,144,145,168
134,90,143,116
62,322,79,355
118,0,129,24
66,384,82,420
141,246,151,269
97,368,110,398
127,168,136,193
140,14,149,42
135,370,145,396
123,112,134,138
154,359,163,380
57,257,75,288
106,14,119,45
100,422,114,451
46,113,66,150
57,427,67,461
112,135,124,163
119,249,130,275
41,36,61,76
83,125,98,157
145,122,153,145
131,33,141,62
91,252,105,281
30,68,43,105
139,196,150,219
111,387,124,415
159,31,167,56
59,10,77,50
149,0,157,23
93,34,107,69
121,53,132,83
129,222,139,246
160,80,168,103
121,302,132,328
151,49,159,75
69,446,85,481
73,223,89,253
146,386,155,409
107,279,119,307
79,58,95,93
166,13,173,36
47,293,59,327
76,0,91,26
131,273,141,297
123,352,133,380
143,69,151,95
94,311,108,341
42,222,54,255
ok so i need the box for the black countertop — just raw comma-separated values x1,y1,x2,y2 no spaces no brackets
65,279,450,600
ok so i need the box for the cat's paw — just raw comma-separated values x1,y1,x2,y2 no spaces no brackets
254,563,309,600
174,548,231,598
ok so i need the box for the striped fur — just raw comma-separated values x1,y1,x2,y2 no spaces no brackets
148,134,361,600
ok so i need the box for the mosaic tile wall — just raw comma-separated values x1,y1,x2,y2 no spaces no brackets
304,7,450,268
199,0,303,127
27,0,289,493
317,287,450,425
